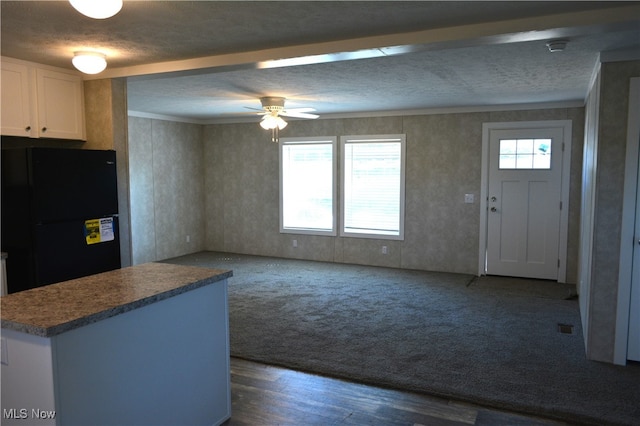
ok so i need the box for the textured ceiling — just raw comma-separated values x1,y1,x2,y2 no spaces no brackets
2,1,640,123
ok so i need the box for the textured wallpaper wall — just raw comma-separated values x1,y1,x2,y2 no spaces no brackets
127,108,583,278
201,108,584,279
586,60,640,363
128,116,205,264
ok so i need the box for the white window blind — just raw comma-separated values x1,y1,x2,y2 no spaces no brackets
280,137,337,235
341,135,405,239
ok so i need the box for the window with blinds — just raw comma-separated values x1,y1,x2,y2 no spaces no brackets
279,137,337,235
340,135,406,240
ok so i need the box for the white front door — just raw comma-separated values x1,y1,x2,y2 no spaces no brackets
486,127,564,280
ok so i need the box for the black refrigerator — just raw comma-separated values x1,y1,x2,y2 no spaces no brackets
2,147,121,293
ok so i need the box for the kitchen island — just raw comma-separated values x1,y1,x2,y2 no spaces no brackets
1,262,233,426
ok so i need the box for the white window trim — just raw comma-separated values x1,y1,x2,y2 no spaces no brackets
339,134,406,241
279,136,338,236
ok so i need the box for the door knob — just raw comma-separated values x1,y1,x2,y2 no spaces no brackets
491,207,497,212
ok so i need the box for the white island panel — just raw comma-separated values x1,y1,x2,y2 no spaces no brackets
1,263,232,426
52,281,230,426
1,329,56,426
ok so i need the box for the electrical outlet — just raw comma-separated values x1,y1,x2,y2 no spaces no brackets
464,194,474,203
186,235,191,243
292,239,298,248
382,246,388,254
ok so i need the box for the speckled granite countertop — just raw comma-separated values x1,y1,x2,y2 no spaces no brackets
0,262,232,337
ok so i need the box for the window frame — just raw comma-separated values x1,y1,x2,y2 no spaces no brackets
279,136,338,236
339,134,406,241
498,138,553,170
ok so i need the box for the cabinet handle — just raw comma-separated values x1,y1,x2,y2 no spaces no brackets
25,126,31,132
41,127,47,133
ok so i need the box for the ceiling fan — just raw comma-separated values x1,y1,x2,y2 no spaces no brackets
248,97,319,139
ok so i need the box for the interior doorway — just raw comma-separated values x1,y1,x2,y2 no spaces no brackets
479,121,572,282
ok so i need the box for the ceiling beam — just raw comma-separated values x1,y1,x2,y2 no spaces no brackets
89,4,640,82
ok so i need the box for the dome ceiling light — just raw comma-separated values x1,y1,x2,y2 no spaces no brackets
72,51,108,74
69,0,123,19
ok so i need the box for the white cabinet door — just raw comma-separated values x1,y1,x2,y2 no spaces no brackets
1,59,85,140
1,61,35,137
36,69,85,140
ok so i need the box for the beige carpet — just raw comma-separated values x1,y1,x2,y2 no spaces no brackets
164,251,640,426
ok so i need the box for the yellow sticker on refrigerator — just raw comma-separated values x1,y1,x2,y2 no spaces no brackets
85,217,115,245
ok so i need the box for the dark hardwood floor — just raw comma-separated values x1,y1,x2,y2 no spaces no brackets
224,357,573,426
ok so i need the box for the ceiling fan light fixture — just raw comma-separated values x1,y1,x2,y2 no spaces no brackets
69,0,123,19
72,51,107,74
259,118,272,130
260,115,287,130
276,116,288,130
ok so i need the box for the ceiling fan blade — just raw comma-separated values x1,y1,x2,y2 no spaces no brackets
284,107,316,113
244,106,266,112
222,112,266,117
280,111,319,119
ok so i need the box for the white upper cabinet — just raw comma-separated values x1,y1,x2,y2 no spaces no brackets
35,68,85,140
1,61,33,137
1,58,86,140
